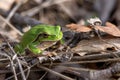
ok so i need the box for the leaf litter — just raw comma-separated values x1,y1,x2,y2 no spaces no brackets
66,21,120,37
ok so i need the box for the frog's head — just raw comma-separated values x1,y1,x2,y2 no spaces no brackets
38,25,63,42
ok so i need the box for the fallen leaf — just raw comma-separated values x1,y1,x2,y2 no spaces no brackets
66,23,91,32
66,22,120,37
95,22,120,37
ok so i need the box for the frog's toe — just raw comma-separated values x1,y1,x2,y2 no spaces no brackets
31,49,42,54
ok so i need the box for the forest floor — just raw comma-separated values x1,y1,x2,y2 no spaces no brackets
0,0,120,80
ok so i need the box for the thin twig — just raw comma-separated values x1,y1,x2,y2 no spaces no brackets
5,60,39,80
59,66,96,72
0,58,9,61
38,65,75,80
38,60,53,80
0,34,26,80
43,58,120,66
9,56,18,80
0,50,18,80
0,15,23,36
16,57,26,80
0,9,42,26
72,51,120,61
39,72,48,80
65,69,82,77
21,0,72,17
25,66,30,80
2,0,26,28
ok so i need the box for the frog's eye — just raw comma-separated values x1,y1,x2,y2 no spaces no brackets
42,33,49,38
33,33,49,42
38,33,49,38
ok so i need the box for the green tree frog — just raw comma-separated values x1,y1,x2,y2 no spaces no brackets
15,24,63,55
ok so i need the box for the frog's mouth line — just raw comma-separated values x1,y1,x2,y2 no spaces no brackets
36,41,59,51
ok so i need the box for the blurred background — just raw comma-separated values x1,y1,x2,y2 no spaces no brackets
0,1,120,80
0,0,119,40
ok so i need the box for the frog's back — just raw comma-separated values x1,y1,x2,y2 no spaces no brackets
19,25,61,49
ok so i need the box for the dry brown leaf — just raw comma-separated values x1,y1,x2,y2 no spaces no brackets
66,24,78,30
66,23,91,32
0,0,15,11
95,22,120,37
66,22,120,37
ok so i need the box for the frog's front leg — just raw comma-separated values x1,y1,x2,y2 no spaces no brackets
28,43,42,54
